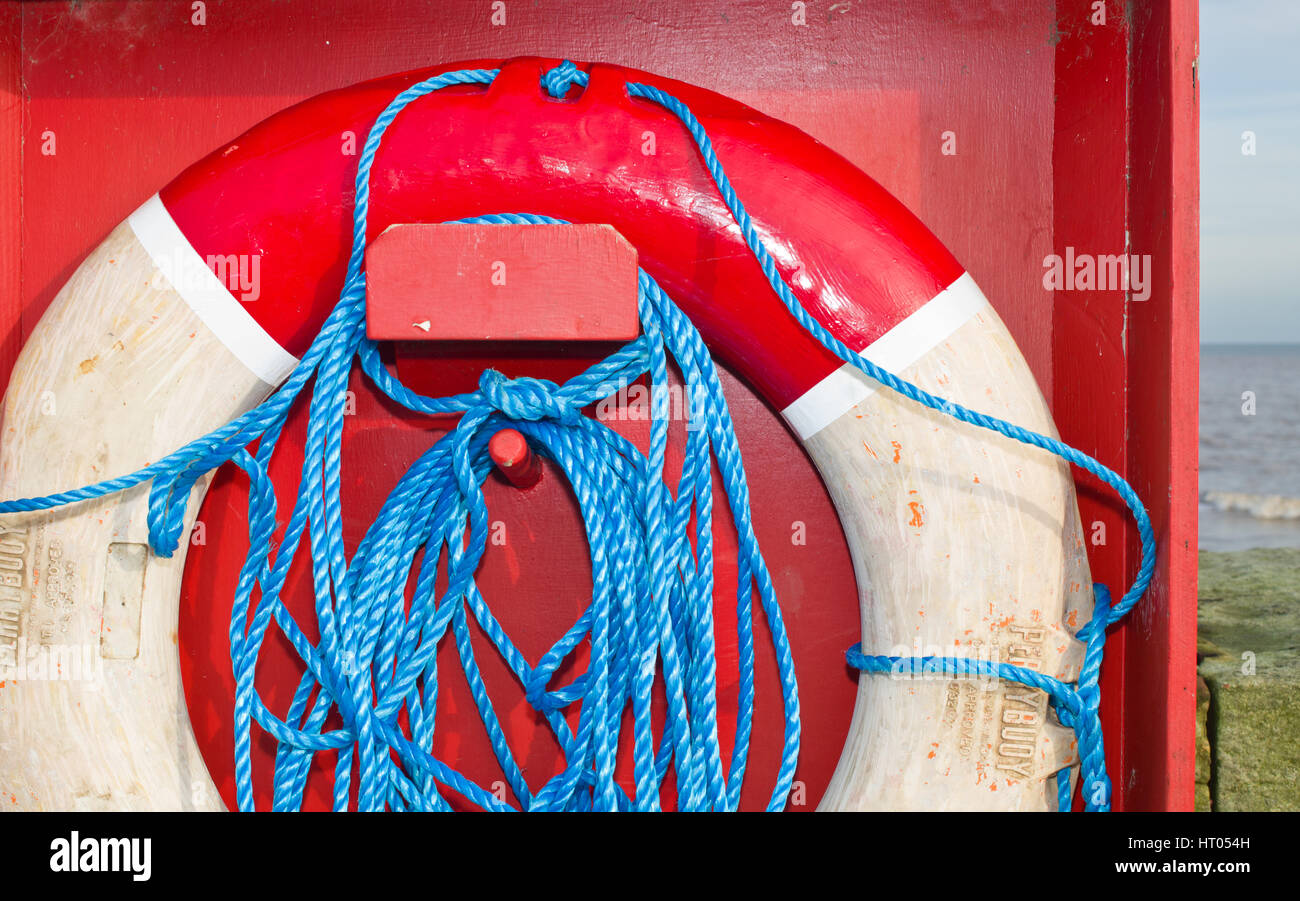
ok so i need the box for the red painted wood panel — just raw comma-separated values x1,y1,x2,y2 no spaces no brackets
15,1,1058,389
0,0,1197,809
0,4,20,385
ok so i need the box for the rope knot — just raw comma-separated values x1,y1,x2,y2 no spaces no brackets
478,369,581,425
541,60,588,99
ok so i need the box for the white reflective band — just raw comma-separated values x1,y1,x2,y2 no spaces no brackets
128,194,299,386
781,272,990,440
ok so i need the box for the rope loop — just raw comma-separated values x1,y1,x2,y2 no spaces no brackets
845,583,1118,811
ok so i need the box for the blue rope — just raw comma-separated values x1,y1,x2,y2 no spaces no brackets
612,66,1153,811
0,60,1154,812
555,59,1152,811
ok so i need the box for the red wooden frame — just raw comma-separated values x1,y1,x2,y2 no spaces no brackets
0,0,1197,810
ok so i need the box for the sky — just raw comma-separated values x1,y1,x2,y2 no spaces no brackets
1200,0,1300,343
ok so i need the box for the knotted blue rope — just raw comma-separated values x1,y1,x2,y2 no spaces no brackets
0,61,1154,812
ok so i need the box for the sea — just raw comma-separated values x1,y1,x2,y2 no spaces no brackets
1200,344,1300,550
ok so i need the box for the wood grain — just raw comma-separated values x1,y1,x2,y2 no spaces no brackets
0,225,270,810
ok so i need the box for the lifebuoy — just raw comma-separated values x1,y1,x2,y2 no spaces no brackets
0,58,1091,811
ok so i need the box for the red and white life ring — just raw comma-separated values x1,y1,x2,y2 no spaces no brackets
0,58,1090,811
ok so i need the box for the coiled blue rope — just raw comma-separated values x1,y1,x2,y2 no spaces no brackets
0,60,1153,812
557,58,1155,811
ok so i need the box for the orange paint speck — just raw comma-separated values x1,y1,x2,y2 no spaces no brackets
907,501,924,527
1067,610,1079,628
890,440,901,463
861,441,878,460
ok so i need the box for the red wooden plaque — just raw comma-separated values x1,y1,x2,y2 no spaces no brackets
365,223,640,342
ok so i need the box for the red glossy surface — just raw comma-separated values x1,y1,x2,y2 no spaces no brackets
160,56,963,409
2,1,1198,811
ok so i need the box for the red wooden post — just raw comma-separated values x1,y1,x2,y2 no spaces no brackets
1122,0,1201,812
489,428,542,490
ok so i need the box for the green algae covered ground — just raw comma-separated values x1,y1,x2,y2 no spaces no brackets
1197,548,1300,811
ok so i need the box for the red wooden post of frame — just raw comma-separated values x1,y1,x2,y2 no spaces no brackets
1051,0,1199,810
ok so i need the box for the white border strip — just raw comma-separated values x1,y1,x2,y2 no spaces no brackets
781,272,990,441
128,194,299,385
